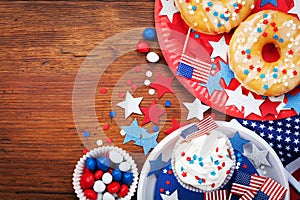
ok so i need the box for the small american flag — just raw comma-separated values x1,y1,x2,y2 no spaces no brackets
204,190,228,200
230,172,260,196
177,53,212,84
240,174,268,200
180,115,218,141
259,177,287,200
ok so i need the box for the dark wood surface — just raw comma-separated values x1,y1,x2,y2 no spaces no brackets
0,1,298,200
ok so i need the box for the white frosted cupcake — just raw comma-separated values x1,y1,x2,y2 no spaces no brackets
172,129,235,192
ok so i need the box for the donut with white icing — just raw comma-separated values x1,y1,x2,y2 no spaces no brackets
229,10,300,96
174,0,255,34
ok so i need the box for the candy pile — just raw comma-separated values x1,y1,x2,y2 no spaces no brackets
79,150,134,200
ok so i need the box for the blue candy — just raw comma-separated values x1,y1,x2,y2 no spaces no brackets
96,157,110,171
112,169,122,182
122,172,134,185
85,157,96,171
143,28,157,41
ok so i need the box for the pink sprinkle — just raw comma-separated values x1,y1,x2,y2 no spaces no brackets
83,148,89,155
100,87,107,94
131,84,138,91
135,66,141,72
118,92,125,98
103,123,110,131
126,79,133,85
106,138,113,144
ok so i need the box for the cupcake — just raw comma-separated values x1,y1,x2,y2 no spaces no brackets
73,146,139,200
171,129,236,192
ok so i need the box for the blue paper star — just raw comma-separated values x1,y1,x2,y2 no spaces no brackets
284,93,300,113
229,132,250,153
200,71,223,95
260,0,278,7
121,118,147,144
147,153,168,177
135,131,159,155
219,61,235,86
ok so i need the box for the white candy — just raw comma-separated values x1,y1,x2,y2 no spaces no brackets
144,79,151,86
146,71,152,77
102,192,115,200
148,89,155,95
97,192,103,200
93,180,106,193
109,150,123,164
119,161,131,172
96,139,103,146
147,52,159,63
102,172,113,184
120,129,126,136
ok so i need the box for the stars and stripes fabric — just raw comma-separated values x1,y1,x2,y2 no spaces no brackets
204,189,228,200
180,115,218,140
259,177,287,200
177,53,212,84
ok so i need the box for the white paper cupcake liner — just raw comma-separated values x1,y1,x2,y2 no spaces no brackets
171,133,236,193
72,146,139,200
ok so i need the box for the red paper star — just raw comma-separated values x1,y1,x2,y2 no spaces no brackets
259,97,281,117
141,101,166,125
150,73,175,99
164,117,187,135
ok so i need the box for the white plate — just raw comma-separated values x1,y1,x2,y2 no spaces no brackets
137,120,290,200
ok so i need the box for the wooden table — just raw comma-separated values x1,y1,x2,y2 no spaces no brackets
0,1,299,199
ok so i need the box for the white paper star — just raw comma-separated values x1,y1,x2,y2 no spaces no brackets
159,0,179,23
269,95,290,113
288,0,300,19
117,91,143,118
246,143,272,168
225,86,247,112
160,190,179,200
183,98,210,120
209,36,229,62
243,93,264,117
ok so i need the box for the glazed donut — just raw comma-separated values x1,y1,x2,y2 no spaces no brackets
229,10,300,96
174,0,255,34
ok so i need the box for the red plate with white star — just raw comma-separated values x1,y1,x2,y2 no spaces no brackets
155,0,300,120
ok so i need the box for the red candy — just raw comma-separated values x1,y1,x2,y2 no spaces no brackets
84,189,97,200
118,184,129,197
94,170,104,180
107,182,120,193
80,172,95,189
136,40,150,53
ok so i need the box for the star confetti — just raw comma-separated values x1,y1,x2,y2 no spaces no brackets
160,190,179,200
159,0,179,23
260,97,281,117
164,117,186,135
183,98,210,120
246,143,272,168
260,0,278,7
225,86,247,112
269,95,289,113
135,131,159,155
150,73,175,99
284,93,300,113
147,153,168,177
208,36,229,62
121,118,148,144
243,92,264,117
288,0,300,19
218,60,235,86
141,100,166,125
117,91,143,118
200,71,223,95
229,132,250,153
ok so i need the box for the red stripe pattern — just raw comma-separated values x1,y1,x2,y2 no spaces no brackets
177,54,212,84
204,190,228,200
260,177,287,199
186,116,218,141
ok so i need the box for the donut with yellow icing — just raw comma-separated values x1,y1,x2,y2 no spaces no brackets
174,0,255,35
229,10,300,96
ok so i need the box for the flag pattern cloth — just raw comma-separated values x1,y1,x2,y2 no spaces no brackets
180,115,218,140
204,190,228,200
237,117,299,167
177,54,212,84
